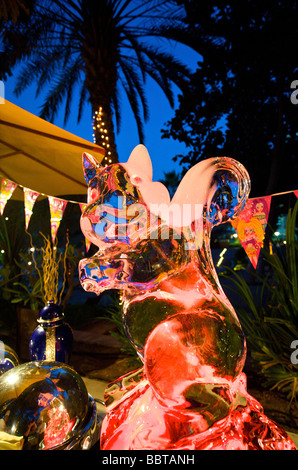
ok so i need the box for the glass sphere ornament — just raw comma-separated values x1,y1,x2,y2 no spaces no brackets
0,361,99,450
0,342,19,377
29,301,73,364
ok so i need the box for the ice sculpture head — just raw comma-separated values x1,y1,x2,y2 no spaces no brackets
80,143,250,251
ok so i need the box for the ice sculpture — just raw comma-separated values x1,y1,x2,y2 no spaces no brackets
79,145,296,450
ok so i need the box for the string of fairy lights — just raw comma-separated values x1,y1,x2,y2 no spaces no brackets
92,106,113,166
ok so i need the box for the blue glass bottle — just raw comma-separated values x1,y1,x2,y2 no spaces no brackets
29,301,73,364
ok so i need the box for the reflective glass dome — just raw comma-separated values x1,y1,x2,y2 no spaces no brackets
0,361,97,450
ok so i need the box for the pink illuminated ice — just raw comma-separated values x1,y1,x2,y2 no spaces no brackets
79,145,296,450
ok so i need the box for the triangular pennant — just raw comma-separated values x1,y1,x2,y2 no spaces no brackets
79,203,87,212
79,203,91,253
0,178,17,215
232,196,272,269
294,190,298,198
48,196,67,243
23,188,40,230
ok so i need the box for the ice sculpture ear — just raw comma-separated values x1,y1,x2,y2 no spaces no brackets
122,144,171,206
124,144,153,184
210,157,251,225
82,152,101,184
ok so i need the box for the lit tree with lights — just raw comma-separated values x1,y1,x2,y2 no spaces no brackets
1,0,195,164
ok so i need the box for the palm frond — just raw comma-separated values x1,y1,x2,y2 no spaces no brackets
14,47,68,96
119,72,145,143
39,57,82,123
118,56,149,121
133,42,191,91
63,57,84,124
3,0,194,160
77,80,89,123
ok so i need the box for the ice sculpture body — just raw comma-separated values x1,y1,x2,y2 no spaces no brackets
79,145,296,450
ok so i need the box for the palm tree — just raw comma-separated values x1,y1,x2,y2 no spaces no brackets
1,0,194,163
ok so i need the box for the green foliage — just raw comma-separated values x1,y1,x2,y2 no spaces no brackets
6,279,42,311
0,204,27,278
2,247,44,310
101,293,141,361
0,210,84,312
162,0,298,197
221,201,298,402
0,206,33,306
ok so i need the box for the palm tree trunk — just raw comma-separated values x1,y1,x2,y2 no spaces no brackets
92,103,119,164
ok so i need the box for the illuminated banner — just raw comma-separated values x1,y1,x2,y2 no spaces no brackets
23,188,40,230
0,178,17,215
232,196,272,268
48,196,68,243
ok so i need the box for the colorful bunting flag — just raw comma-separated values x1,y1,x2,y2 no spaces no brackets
0,178,17,215
232,196,272,269
0,175,297,266
48,196,68,243
23,188,40,230
79,203,87,213
79,202,91,253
